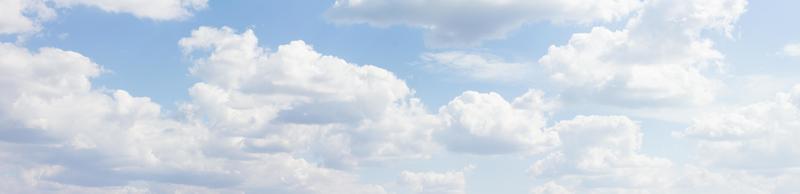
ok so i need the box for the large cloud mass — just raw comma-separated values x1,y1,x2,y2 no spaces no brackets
178,26,441,168
0,34,396,193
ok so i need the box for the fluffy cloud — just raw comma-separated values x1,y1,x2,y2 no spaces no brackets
179,26,440,168
399,166,473,194
421,51,531,81
529,115,674,193
539,0,747,106
326,0,642,47
0,42,390,193
679,85,800,170
437,90,559,154
0,0,55,34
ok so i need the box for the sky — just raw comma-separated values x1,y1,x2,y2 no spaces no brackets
1,0,800,193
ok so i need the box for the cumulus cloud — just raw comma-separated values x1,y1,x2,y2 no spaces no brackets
437,90,559,154
421,51,531,82
326,0,642,47
179,26,441,168
0,41,391,193
399,166,473,194
525,114,795,194
0,0,55,34
539,0,747,106
529,115,674,193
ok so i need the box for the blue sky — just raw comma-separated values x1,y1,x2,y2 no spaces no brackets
2,0,800,193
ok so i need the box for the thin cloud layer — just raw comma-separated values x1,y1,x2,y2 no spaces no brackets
0,0,207,35
421,51,532,82
326,0,642,47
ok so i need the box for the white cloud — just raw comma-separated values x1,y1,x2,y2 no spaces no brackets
0,0,206,35
783,43,800,57
399,166,473,194
529,115,674,193
525,114,795,193
0,0,55,34
437,90,559,154
326,0,642,47
539,0,747,106
421,51,531,82
52,0,208,21
179,26,441,168
0,42,390,193
679,84,800,170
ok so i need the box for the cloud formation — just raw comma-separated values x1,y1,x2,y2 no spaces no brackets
179,26,442,169
529,115,674,193
539,0,747,105
0,0,207,35
0,0,55,34
0,33,392,194
437,90,558,154
326,0,642,47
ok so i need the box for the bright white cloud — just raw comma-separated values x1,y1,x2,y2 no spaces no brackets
421,51,531,81
326,0,642,47
399,166,473,194
437,90,559,154
539,0,747,106
0,0,55,34
179,26,441,168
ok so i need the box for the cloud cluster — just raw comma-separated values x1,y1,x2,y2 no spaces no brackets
326,0,642,47
437,90,558,154
529,116,674,193
0,0,55,34
0,36,392,194
539,0,747,105
178,26,442,168
8,0,800,193
680,85,800,170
